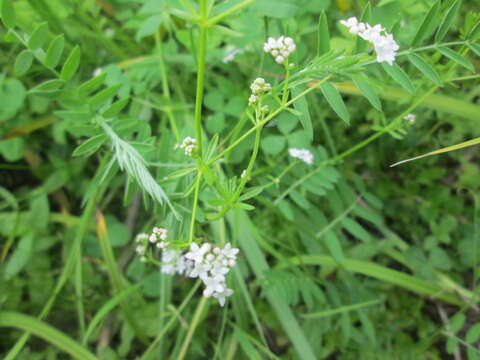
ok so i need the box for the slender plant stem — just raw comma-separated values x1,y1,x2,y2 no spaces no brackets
206,0,257,26
155,31,180,141
188,173,202,243
177,296,208,360
282,63,290,105
209,74,333,164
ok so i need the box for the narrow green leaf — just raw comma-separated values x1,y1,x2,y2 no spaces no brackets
29,79,65,94
78,73,106,97
467,18,480,40
411,0,441,46
44,34,64,69
317,11,330,56
352,77,382,110
72,135,107,157
4,234,34,280
233,211,317,360
0,312,98,360
303,299,383,319
391,137,480,167
407,53,442,85
467,43,480,57
292,87,314,140
284,255,463,305
438,46,474,71
102,97,130,118
83,283,143,345
28,22,49,50
320,82,350,123
60,45,81,81
381,63,416,94
435,0,461,42
88,83,122,109
1,0,15,28
14,50,34,76
355,2,372,53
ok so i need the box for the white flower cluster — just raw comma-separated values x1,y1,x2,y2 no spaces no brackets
184,242,238,306
340,17,399,65
249,77,272,105
149,227,169,249
176,136,197,156
288,148,314,165
404,113,416,124
135,227,240,306
263,36,296,64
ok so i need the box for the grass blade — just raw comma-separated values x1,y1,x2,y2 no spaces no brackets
0,312,98,360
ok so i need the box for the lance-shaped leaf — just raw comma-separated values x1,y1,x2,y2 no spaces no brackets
411,0,441,46
320,82,350,123
407,54,442,86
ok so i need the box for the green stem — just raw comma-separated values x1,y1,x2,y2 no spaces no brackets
155,31,180,141
206,0,257,26
194,15,209,158
282,63,290,105
188,173,202,243
177,296,208,360
209,75,333,165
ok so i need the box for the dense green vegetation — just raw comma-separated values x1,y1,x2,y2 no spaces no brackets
1,0,480,358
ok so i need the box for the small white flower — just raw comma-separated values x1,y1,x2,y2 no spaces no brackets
264,36,296,64
288,148,314,165
213,288,233,307
135,233,148,243
248,78,272,106
404,113,416,124
93,68,102,77
221,243,239,259
176,137,197,156
340,17,399,65
203,276,225,297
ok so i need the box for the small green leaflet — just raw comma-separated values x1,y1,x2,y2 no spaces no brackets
407,54,442,86
411,0,440,46
102,98,130,118
44,34,65,69
352,77,382,110
72,135,107,157
320,82,350,123
435,0,461,42
317,11,330,56
28,22,49,50
78,73,107,97
88,83,122,109
60,45,81,81
1,0,15,28
29,79,65,95
14,50,34,76
438,47,474,71
381,63,416,94
292,87,314,141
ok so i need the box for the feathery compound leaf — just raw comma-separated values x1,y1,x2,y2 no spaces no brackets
411,0,441,46
320,82,350,123
60,45,81,81
352,77,382,110
28,22,49,50
44,34,64,69
407,54,442,85
14,50,34,76
435,0,461,42
438,46,474,71
381,63,416,94
1,0,15,28
100,121,179,219
317,11,330,56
